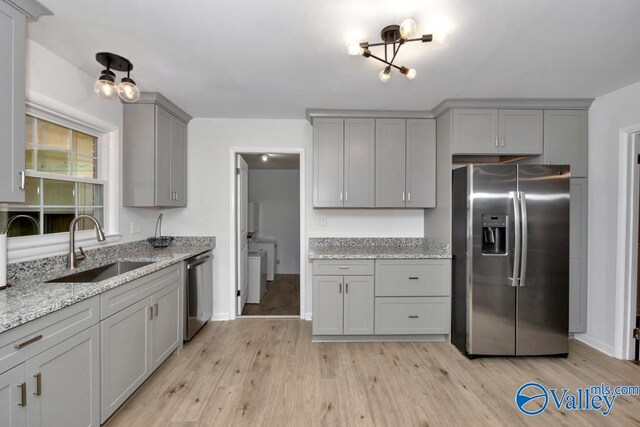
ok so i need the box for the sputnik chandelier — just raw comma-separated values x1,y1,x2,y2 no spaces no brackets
347,18,438,83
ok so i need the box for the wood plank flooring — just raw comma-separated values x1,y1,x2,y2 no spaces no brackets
105,319,640,426
241,274,300,316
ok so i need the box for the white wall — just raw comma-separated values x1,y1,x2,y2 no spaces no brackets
248,169,300,274
577,79,640,355
8,40,162,261
161,118,425,320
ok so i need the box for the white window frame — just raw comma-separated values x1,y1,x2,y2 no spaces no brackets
6,96,121,262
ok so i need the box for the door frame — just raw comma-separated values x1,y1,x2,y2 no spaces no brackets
229,147,306,320
614,128,640,359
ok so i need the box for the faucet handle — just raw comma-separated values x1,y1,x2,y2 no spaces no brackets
76,246,86,262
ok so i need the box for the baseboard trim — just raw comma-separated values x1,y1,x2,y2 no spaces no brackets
573,333,615,357
212,313,230,321
312,334,449,343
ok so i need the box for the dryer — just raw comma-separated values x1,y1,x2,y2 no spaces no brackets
249,239,277,281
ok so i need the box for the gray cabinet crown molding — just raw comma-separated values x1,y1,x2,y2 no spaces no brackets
432,98,595,118
2,0,52,19
134,92,193,124
306,108,433,124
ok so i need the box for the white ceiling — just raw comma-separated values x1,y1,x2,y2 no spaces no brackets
242,153,300,170
29,0,640,119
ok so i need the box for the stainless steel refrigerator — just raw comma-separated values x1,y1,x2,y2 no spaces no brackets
451,164,570,357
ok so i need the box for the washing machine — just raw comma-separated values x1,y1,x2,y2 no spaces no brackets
249,239,277,281
247,249,267,304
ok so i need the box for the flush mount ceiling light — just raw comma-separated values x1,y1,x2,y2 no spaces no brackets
94,52,140,102
260,154,270,162
346,18,439,83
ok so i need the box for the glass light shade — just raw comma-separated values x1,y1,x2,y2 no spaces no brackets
406,68,417,80
378,67,391,83
94,79,118,100
346,41,364,56
118,79,140,103
400,19,417,39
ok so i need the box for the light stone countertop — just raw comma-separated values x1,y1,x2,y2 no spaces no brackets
308,237,451,260
0,237,215,334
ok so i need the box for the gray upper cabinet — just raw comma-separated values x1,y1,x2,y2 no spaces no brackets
313,118,344,207
452,108,542,155
0,1,50,203
406,119,436,208
344,119,375,208
123,92,191,208
543,110,588,177
376,119,436,208
499,109,543,155
376,119,406,207
0,2,26,203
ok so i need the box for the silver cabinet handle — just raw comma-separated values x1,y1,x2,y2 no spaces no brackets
18,383,26,407
494,137,498,147
338,266,349,270
339,192,343,202
338,283,342,294
345,283,349,293
148,306,154,320
407,192,411,203
500,137,505,147
33,373,41,396
14,335,43,349
345,192,348,202
408,315,419,319
154,303,159,317
18,171,25,190
408,277,419,280
402,192,405,202
519,192,528,287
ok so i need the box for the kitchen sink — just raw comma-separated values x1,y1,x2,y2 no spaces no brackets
47,261,154,283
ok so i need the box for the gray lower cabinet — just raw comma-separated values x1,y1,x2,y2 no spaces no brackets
312,276,344,335
343,276,375,335
452,108,543,155
25,325,100,427
100,266,182,423
375,297,450,335
0,364,26,426
0,1,26,203
543,110,588,177
375,119,437,208
123,92,192,208
569,178,588,333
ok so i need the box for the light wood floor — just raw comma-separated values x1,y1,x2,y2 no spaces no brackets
105,320,640,426
241,274,300,316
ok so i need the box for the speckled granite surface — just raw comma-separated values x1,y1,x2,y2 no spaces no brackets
308,238,450,260
0,237,215,334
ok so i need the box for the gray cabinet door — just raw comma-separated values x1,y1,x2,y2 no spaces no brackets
100,297,151,423
499,109,543,155
452,109,499,154
376,119,406,207
312,276,343,335
543,110,588,177
343,276,374,335
155,106,173,206
313,119,344,207
169,116,187,207
0,2,25,203
150,283,181,371
25,325,100,427
406,119,436,208
0,364,26,426
569,178,588,333
344,119,375,208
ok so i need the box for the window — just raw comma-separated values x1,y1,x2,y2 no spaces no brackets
0,116,105,238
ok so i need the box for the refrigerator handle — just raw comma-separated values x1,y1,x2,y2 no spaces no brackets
519,192,528,287
509,191,521,287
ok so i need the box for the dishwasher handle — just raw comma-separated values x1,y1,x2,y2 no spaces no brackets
187,254,212,269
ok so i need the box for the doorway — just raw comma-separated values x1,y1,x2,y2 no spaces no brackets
233,151,303,318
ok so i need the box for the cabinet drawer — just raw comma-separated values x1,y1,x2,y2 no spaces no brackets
0,297,99,374
375,297,450,335
100,264,181,320
313,260,374,276
375,260,450,296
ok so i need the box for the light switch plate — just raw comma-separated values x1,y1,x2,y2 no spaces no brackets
315,216,327,226
130,222,141,235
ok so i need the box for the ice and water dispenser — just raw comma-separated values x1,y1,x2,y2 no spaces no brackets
481,214,507,255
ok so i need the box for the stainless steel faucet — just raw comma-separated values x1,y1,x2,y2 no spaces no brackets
68,215,106,269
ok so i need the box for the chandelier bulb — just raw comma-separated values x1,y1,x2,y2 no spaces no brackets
400,19,417,39
378,67,391,83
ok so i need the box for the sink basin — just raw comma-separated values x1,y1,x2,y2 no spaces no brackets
47,261,154,283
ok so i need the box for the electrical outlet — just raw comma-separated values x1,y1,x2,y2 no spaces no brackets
130,222,141,235
315,216,327,226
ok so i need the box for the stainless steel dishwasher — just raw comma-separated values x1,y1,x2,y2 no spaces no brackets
184,251,213,341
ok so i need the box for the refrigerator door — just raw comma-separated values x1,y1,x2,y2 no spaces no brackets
468,165,518,355
516,165,570,355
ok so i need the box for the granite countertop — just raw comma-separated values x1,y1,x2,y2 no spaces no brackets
308,238,451,260
0,237,215,334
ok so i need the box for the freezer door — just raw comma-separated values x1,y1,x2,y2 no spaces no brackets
516,165,570,355
468,165,518,355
